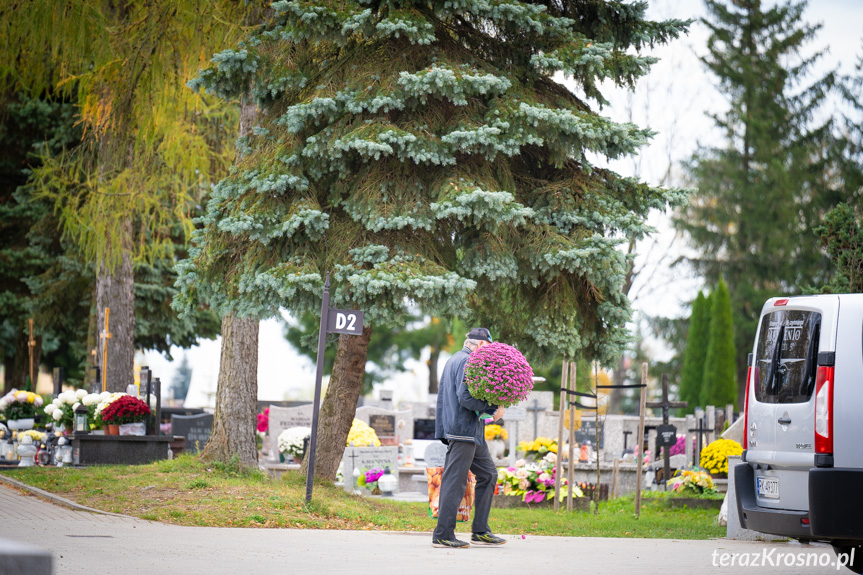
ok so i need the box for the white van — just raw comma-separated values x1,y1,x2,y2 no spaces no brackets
735,294,863,572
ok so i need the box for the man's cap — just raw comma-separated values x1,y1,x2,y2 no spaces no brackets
467,327,493,343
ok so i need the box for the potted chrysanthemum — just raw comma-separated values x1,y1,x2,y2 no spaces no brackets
463,342,534,408
99,395,151,436
0,389,43,430
278,426,311,463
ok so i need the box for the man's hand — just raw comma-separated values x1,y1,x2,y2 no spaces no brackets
493,406,505,422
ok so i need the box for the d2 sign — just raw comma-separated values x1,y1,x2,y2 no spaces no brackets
326,309,364,335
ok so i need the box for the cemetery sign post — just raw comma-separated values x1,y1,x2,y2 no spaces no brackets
306,272,364,504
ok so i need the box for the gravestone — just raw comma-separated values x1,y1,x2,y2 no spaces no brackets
510,391,556,444
170,413,213,454
268,405,314,454
341,446,400,493
355,405,413,446
575,418,605,449
423,442,447,467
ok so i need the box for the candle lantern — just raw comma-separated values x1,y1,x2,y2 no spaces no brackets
378,467,398,496
74,403,89,435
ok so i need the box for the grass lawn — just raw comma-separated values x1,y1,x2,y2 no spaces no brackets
2,455,725,539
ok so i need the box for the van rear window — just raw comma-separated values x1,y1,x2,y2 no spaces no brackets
754,310,822,404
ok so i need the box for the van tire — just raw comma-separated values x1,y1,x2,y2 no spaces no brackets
832,545,863,574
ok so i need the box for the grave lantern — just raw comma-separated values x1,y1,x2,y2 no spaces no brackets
74,404,89,435
378,467,397,496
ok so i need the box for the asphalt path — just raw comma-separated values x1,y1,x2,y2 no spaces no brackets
0,476,849,575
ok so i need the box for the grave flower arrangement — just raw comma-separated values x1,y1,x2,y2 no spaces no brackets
667,469,717,496
45,389,102,430
278,426,311,459
346,419,381,447
256,407,269,433
19,430,45,443
700,438,743,476
99,394,150,425
484,424,508,441
464,342,534,407
0,389,42,421
358,467,384,493
496,457,582,503
518,436,558,459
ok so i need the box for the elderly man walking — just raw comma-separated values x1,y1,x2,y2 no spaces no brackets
432,327,506,548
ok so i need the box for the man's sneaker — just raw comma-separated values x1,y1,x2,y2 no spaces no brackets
471,532,506,545
432,537,470,549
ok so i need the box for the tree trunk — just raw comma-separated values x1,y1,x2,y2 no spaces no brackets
200,314,259,468
199,91,260,467
10,331,30,390
96,219,135,393
428,344,440,395
301,325,372,480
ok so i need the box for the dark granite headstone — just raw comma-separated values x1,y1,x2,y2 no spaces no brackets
414,418,436,440
171,413,213,454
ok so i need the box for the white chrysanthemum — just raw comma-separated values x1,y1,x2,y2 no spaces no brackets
52,409,63,421
75,389,87,400
43,404,57,415
72,402,80,412
82,394,101,407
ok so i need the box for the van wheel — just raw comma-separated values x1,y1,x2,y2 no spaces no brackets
832,545,863,574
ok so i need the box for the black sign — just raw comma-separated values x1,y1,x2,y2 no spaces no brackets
326,309,364,335
369,414,395,437
656,424,677,448
575,420,604,449
171,413,213,454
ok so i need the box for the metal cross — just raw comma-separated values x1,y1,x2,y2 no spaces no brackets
347,449,359,473
99,308,112,392
526,399,547,438
689,417,710,468
646,374,688,427
27,318,36,387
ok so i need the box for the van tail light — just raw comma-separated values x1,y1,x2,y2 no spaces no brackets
814,366,835,454
743,365,752,450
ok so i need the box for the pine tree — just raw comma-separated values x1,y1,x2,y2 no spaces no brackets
674,0,842,406
0,95,81,391
679,290,710,409
178,1,690,479
815,204,863,293
700,277,737,408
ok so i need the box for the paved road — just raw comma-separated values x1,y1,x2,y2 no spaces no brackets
0,479,850,575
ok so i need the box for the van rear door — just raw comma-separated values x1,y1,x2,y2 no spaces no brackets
746,296,839,511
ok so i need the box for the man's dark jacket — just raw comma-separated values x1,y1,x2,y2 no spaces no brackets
435,346,496,444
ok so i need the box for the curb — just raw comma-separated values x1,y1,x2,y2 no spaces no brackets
0,473,133,518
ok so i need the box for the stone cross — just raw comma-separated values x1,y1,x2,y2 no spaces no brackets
99,308,111,392
526,399,547,438
646,374,688,486
27,318,36,386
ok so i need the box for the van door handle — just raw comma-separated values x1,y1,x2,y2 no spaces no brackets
778,417,792,425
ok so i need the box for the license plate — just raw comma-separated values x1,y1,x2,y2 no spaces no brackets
757,476,780,499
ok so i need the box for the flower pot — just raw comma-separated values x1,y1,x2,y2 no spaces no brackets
7,418,35,431
119,422,146,436
106,424,120,436
293,455,303,464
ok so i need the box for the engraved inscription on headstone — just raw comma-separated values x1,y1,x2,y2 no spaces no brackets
423,442,447,467
369,414,395,438
575,419,605,449
341,446,399,493
171,413,213,454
